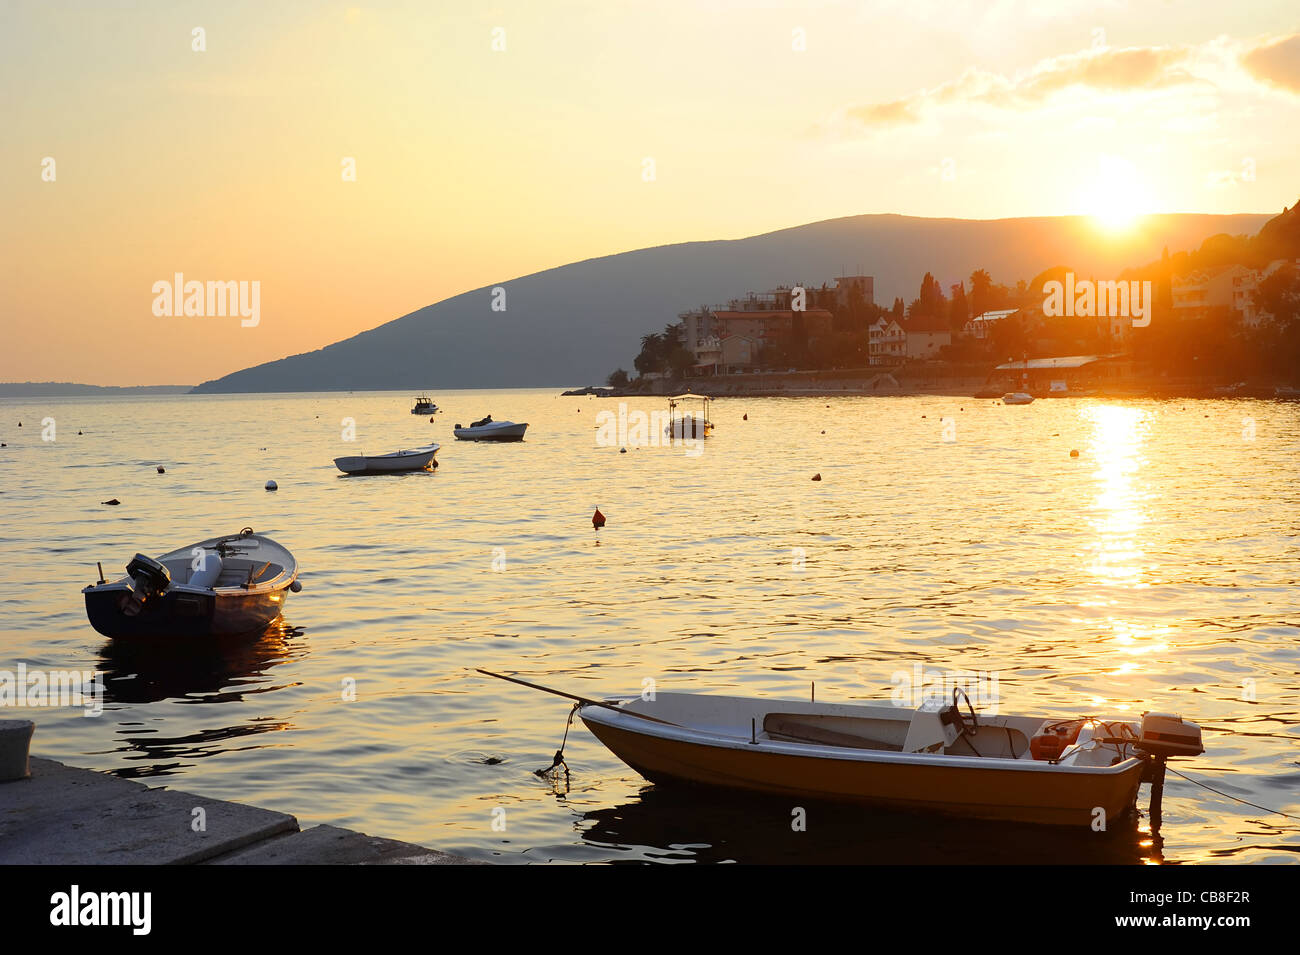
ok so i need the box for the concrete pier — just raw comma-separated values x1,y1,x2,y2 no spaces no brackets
0,756,481,865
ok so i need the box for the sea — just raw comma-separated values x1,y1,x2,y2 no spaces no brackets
0,389,1296,863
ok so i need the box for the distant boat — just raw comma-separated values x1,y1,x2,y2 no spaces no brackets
1001,392,1034,405
665,393,714,438
453,416,528,441
1275,385,1300,398
334,443,439,474
411,395,438,415
83,529,300,641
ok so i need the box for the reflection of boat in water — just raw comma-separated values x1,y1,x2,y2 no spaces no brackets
97,620,304,778
97,618,304,706
83,529,300,641
576,782,1155,865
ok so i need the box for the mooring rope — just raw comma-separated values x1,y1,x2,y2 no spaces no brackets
535,702,580,778
1165,766,1293,819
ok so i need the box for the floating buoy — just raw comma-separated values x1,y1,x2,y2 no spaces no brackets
265,480,278,491
820,430,826,434
16,422,20,427
742,413,748,420
102,498,120,506
921,415,926,419
1069,450,1079,458
619,447,627,453
157,466,165,473
811,473,822,481
78,430,83,435
592,508,606,528
429,416,435,423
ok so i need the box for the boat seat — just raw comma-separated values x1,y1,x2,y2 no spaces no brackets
188,550,223,589
763,714,903,752
902,705,961,754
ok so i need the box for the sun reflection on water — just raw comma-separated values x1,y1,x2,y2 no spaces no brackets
1083,404,1152,586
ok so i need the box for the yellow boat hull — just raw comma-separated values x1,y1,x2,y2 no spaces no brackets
583,716,1146,827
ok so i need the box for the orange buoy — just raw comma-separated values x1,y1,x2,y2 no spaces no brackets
1069,449,1079,457
429,416,435,423
742,413,748,420
592,508,606,528
811,473,822,481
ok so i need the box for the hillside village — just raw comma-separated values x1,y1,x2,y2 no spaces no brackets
613,201,1300,397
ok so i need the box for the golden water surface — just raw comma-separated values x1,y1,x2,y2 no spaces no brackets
0,390,1296,863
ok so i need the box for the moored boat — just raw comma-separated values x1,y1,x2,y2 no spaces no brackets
83,529,300,641
411,394,438,415
481,671,1205,828
1001,392,1034,404
334,443,439,474
665,393,713,439
453,416,528,441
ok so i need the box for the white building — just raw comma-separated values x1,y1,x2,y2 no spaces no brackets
869,318,906,365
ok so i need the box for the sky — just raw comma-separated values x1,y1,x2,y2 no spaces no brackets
2,0,1298,386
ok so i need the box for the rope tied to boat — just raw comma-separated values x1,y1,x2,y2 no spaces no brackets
1164,765,1293,819
535,702,580,779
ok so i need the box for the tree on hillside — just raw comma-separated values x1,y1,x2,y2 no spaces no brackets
948,281,969,332
607,368,630,388
913,272,946,318
969,269,993,317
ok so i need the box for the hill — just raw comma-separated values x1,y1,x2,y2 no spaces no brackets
191,212,1272,392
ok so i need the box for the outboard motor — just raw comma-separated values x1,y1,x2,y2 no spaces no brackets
1135,712,1203,831
118,553,171,617
1135,713,1204,757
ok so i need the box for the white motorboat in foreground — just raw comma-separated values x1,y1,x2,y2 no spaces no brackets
481,671,1205,827
1001,392,1035,404
453,416,528,441
334,443,439,474
84,529,300,641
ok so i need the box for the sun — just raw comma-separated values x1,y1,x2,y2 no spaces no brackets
1079,155,1153,233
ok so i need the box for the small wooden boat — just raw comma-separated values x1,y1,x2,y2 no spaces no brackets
83,529,300,640
334,443,439,474
411,394,438,415
453,416,528,441
1001,392,1035,405
480,671,1204,827
665,393,713,439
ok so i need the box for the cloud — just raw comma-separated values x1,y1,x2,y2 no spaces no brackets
1241,33,1300,92
847,45,1197,127
848,99,919,127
